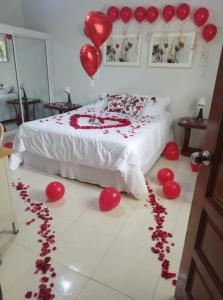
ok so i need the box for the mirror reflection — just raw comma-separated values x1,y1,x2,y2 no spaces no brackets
0,33,20,132
14,36,51,122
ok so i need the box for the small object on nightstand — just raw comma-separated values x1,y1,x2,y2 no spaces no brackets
196,97,206,121
64,86,72,104
178,117,208,156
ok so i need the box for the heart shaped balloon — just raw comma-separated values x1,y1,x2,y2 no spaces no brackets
84,11,112,48
99,187,121,211
80,44,102,78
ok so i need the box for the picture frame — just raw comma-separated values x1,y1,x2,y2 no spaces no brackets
0,36,8,62
103,34,142,67
148,32,196,68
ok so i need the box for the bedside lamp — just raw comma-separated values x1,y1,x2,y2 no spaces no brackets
20,84,27,102
196,97,206,121
64,86,72,104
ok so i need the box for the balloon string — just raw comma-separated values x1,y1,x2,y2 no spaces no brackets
148,25,153,43
192,30,199,51
202,44,210,78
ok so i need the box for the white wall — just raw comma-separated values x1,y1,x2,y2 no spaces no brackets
22,0,223,146
0,0,24,27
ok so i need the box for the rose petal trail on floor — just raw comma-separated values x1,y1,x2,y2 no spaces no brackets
12,180,57,300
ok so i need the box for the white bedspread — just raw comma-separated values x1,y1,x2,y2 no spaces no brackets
12,104,172,199
0,93,17,122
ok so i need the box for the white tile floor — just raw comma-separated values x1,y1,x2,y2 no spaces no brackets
0,155,197,300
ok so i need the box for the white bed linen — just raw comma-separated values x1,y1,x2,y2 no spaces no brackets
11,104,172,199
0,93,17,122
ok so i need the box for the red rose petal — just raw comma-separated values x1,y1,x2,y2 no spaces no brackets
25,291,32,298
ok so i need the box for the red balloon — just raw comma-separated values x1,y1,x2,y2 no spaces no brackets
4,34,12,40
202,24,217,42
193,7,209,27
80,44,102,78
120,7,132,24
134,7,146,23
157,168,175,185
4,142,13,149
176,3,190,21
146,6,159,23
99,187,121,211
107,6,119,22
45,182,65,202
163,142,180,160
162,5,175,23
84,11,112,48
163,181,181,200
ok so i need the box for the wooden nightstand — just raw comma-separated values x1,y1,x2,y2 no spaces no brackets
7,98,41,123
44,102,82,115
178,117,208,156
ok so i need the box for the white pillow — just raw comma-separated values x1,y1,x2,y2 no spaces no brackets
139,96,170,117
0,85,13,95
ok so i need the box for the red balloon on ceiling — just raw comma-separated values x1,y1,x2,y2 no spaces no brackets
162,5,175,23
202,24,217,42
157,168,175,185
107,6,119,22
134,6,146,23
84,11,112,48
193,7,209,27
146,6,159,23
120,6,132,23
163,181,181,200
176,3,190,21
99,187,121,211
45,182,65,202
80,44,102,78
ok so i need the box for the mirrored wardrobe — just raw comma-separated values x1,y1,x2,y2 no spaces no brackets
0,25,52,136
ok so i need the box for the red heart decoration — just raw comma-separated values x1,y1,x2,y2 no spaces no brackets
70,114,131,130
84,11,113,48
99,187,121,211
80,45,102,78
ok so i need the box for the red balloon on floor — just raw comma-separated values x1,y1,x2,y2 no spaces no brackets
163,181,181,200
45,182,65,202
157,168,174,185
163,141,180,160
3,142,13,149
99,187,121,211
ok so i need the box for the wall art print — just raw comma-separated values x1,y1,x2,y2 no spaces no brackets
103,34,142,67
148,32,196,68
0,36,8,62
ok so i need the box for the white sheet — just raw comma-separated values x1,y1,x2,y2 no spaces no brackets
0,93,18,122
11,104,172,199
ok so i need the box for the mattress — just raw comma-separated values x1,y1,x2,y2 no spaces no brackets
11,104,173,199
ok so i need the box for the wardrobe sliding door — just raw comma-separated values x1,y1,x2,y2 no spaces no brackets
0,33,22,132
14,36,51,122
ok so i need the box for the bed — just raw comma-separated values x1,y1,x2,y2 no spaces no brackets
11,100,173,199
0,93,18,122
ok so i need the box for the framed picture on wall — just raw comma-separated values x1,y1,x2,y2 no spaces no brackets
148,32,196,68
103,34,142,67
0,36,8,62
